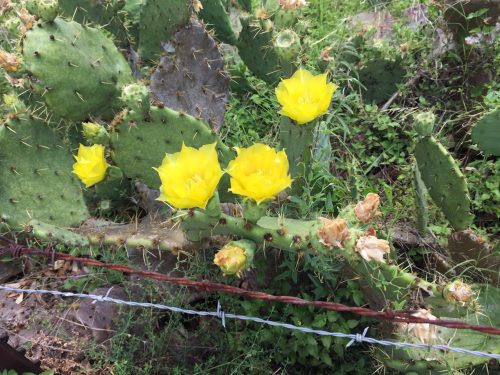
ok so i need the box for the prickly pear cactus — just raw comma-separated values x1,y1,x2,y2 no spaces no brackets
22,17,133,122
57,0,129,44
0,114,89,228
109,105,233,188
279,116,314,191
150,19,229,131
121,0,144,45
383,284,500,372
415,136,473,230
357,57,405,104
413,163,428,235
199,0,237,45
471,108,500,156
30,0,60,22
237,16,300,84
138,0,191,61
448,230,500,284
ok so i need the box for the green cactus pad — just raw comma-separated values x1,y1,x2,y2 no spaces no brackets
109,106,233,189
137,0,191,61
279,116,314,194
122,0,144,45
30,0,59,22
237,17,300,84
357,57,405,104
0,115,89,229
199,0,237,45
22,18,133,122
29,219,90,247
415,136,473,230
57,0,128,43
471,108,500,156
413,163,428,234
150,19,229,131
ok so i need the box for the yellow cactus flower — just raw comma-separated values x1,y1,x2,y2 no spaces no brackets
72,144,109,188
227,143,292,204
275,68,337,125
154,143,223,209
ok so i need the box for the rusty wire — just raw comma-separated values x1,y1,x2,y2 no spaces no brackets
2,244,500,336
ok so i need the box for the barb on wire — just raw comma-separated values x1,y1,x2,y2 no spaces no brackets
1,244,500,336
0,285,498,361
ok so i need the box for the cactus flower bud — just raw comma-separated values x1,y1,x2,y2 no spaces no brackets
354,193,380,223
317,217,351,249
413,111,436,137
444,280,474,304
120,83,150,114
398,309,438,344
214,240,256,277
0,50,20,73
82,122,109,145
355,235,390,262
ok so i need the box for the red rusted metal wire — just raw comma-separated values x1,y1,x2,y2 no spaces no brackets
2,244,500,336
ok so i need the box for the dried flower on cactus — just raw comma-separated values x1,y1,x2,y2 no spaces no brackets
317,217,351,248
280,0,308,10
275,68,337,125
354,193,381,223
227,143,292,204
214,240,255,277
0,50,20,72
398,309,438,344
72,144,108,188
355,235,390,262
444,281,474,304
154,143,223,209
0,0,14,13
192,0,203,13
18,8,35,31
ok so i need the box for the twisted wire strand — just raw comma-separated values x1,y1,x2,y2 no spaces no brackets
2,245,500,335
0,285,498,361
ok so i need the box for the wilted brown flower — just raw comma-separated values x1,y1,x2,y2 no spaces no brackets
355,235,390,262
354,193,380,223
444,281,474,303
280,0,308,10
0,50,19,72
192,0,203,13
18,8,36,31
398,309,438,344
320,46,333,61
0,0,14,14
317,217,351,249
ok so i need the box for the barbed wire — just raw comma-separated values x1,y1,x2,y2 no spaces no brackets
0,285,498,361
2,243,500,336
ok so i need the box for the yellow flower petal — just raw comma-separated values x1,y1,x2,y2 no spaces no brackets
275,68,337,125
154,143,224,209
227,143,292,204
72,144,108,188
